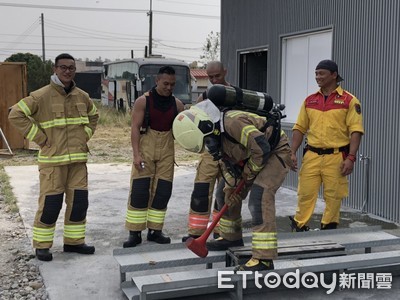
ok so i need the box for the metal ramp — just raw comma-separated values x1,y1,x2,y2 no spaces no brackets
113,226,400,300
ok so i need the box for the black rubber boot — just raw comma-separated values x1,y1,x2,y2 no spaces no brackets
181,234,200,242
35,248,53,261
206,237,244,251
289,216,310,232
63,244,95,254
321,222,338,230
147,229,171,244
235,258,274,272
123,231,142,248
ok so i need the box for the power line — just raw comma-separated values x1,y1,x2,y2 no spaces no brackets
154,40,202,50
0,18,40,51
0,2,219,18
154,10,218,19
0,3,214,61
45,18,149,40
157,0,219,7
0,48,144,52
0,2,147,13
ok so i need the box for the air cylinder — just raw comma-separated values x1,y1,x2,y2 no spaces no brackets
207,84,274,112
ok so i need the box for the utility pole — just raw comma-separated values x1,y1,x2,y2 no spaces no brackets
147,0,153,57
41,13,45,61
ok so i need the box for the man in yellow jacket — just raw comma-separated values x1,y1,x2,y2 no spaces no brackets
8,53,99,261
290,60,364,231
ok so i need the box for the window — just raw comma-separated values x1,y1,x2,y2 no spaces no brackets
239,49,268,92
281,30,332,123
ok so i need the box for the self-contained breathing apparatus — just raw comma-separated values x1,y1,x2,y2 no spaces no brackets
204,84,286,185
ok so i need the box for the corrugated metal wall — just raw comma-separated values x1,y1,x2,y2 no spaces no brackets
221,0,400,223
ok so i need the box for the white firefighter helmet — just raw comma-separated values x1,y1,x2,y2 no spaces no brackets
173,105,215,153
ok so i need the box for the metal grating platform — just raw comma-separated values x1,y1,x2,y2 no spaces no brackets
113,226,400,300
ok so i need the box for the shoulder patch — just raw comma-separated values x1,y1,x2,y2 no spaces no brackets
355,104,361,114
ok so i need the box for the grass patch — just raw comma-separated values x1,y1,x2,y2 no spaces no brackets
96,103,131,127
0,166,19,212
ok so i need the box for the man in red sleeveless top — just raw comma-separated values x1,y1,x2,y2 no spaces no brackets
123,66,184,247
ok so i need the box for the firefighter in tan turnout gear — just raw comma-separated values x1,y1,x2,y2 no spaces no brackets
182,61,231,242
8,53,99,262
123,66,184,247
173,99,292,271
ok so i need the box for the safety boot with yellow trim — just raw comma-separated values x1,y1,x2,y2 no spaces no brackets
234,258,274,272
206,237,244,251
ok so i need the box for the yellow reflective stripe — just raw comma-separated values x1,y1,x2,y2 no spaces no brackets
38,152,88,163
27,123,39,141
226,111,264,119
219,217,242,234
88,105,97,116
226,111,243,118
248,157,264,172
17,99,31,116
64,224,86,239
67,117,89,125
252,240,278,250
147,209,166,224
84,126,93,139
240,125,258,146
252,232,277,249
126,209,147,224
40,119,66,128
33,226,55,242
40,117,89,129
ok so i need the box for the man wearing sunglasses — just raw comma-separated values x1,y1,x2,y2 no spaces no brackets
9,53,99,262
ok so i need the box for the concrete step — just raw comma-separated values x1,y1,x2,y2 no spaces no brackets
128,249,400,300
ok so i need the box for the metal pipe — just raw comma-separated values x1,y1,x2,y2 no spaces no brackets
359,154,370,213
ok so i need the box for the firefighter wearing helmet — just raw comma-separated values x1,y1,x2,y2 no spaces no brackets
173,100,293,271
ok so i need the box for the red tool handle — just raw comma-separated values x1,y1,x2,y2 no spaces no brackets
198,179,245,242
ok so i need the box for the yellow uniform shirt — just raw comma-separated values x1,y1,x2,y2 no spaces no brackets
293,86,364,148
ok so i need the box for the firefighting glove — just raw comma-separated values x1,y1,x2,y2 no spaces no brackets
242,163,258,187
223,183,251,207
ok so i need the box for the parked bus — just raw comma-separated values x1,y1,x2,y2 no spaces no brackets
102,57,192,110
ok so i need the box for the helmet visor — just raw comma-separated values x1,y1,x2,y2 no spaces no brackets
197,120,214,136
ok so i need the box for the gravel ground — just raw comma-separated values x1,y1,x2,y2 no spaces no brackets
0,189,48,300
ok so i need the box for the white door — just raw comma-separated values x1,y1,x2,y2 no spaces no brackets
281,30,333,123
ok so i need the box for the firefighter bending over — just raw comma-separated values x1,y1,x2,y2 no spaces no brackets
173,100,292,271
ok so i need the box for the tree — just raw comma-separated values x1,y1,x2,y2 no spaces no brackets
200,31,220,63
5,53,53,93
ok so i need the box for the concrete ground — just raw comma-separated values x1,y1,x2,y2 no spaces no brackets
5,163,400,300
